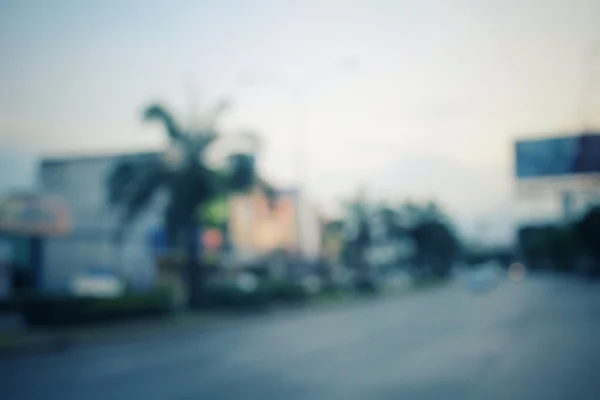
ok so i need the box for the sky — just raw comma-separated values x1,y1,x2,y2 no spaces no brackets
1,0,599,244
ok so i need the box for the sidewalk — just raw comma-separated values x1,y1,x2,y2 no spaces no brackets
0,312,229,358
0,280,445,358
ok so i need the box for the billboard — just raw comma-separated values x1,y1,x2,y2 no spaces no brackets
515,133,600,179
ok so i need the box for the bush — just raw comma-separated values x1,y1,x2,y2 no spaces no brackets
197,280,307,310
18,288,173,327
354,278,380,294
0,300,20,314
198,285,270,310
261,280,307,303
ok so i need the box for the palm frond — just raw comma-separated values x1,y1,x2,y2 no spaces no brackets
227,153,257,192
197,131,218,151
162,164,222,246
123,165,166,224
106,160,137,207
189,134,218,164
144,104,185,142
255,177,278,209
107,158,167,238
167,163,220,218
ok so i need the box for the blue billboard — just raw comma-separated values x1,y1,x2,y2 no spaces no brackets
515,133,600,178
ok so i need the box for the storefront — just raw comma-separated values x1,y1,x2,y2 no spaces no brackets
0,194,71,297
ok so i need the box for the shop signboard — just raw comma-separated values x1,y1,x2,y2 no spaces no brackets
0,194,71,236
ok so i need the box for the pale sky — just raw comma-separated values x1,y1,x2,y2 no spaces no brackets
1,0,599,243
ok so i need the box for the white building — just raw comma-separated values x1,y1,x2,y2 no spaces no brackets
39,152,161,293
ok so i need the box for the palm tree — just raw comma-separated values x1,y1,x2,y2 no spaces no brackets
107,101,259,307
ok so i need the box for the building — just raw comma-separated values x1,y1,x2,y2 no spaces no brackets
0,193,72,297
0,149,76,297
228,187,322,265
39,152,161,293
37,151,323,292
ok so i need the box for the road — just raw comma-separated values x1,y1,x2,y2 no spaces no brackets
2,275,600,399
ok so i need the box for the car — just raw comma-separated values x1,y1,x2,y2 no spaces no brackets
466,262,502,293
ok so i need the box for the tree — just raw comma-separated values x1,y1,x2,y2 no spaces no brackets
573,206,600,277
338,190,462,283
396,201,460,277
107,101,259,307
574,206,600,260
376,205,407,239
518,219,594,275
341,190,373,287
410,220,460,277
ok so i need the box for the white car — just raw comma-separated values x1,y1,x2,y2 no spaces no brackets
467,262,502,292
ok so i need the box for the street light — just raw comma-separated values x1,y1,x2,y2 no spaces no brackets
239,56,359,191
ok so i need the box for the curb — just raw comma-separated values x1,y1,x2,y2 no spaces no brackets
0,337,75,359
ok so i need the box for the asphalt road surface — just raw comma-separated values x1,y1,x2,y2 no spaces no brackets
2,274,600,399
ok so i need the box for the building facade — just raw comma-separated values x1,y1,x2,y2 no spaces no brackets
227,187,322,265
39,152,161,293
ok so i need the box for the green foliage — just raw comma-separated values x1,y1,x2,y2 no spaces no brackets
325,220,344,235
15,288,173,327
397,200,449,228
341,192,372,276
144,104,187,142
107,157,168,239
354,279,380,294
574,206,600,259
260,280,307,303
340,193,461,279
199,285,270,310
519,206,600,277
197,280,307,310
107,102,258,243
377,206,406,238
106,102,260,306
410,219,461,276
529,226,581,271
0,299,19,313
228,154,257,192
202,197,229,229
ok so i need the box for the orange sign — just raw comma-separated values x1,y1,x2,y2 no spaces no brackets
0,194,72,236
202,229,223,251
